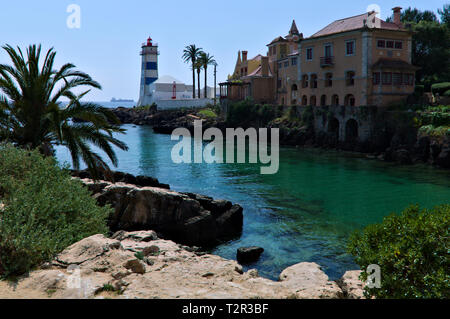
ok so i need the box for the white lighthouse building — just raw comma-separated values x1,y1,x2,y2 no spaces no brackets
137,37,159,106
137,36,215,109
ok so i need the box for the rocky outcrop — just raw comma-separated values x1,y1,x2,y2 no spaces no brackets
76,177,243,247
0,232,360,299
71,169,170,189
336,270,366,299
236,247,264,264
279,263,343,299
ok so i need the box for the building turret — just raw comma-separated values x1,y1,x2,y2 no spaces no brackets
137,36,159,106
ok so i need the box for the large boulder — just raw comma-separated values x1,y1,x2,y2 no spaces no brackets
336,270,365,299
78,178,243,247
279,262,343,299
236,247,264,264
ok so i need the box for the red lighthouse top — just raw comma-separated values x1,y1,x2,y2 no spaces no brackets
147,37,153,46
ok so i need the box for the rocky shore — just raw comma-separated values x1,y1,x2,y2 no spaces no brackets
71,170,243,247
0,231,365,299
111,107,449,168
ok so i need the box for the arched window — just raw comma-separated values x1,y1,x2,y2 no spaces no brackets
310,74,318,88
291,84,298,103
310,95,317,106
344,94,356,106
302,95,308,106
320,95,327,106
302,74,309,88
332,94,339,106
346,71,355,86
325,73,333,87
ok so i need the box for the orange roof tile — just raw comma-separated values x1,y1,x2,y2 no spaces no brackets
310,13,402,38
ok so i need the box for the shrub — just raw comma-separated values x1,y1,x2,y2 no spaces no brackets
0,144,111,277
348,204,450,299
431,82,450,96
198,108,217,119
226,99,279,128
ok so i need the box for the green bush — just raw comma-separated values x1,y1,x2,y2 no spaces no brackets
431,82,450,96
0,144,110,277
444,89,450,97
348,205,450,299
226,99,280,128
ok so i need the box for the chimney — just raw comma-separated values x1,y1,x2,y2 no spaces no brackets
242,51,248,62
261,56,269,77
392,7,402,26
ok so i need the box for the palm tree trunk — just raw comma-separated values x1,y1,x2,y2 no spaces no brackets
197,69,201,98
204,67,207,98
192,66,196,99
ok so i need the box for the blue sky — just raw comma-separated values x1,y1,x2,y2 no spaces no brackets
0,0,447,101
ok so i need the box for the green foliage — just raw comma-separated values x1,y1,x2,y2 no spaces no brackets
0,44,128,178
134,103,157,112
348,204,450,299
198,108,217,119
134,251,144,260
431,82,450,95
444,89,450,97
0,144,110,277
300,105,314,128
415,105,450,137
226,99,280,128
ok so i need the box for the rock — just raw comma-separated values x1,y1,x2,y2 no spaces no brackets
123,259,146,274
279,262,343,299
76,177,243,247
436,145,450,168
0,231,350,299
56,235,121,265
112,230,158,242
337,270,365,299
142,245,160,256
236,247,264,264
392,148,412,164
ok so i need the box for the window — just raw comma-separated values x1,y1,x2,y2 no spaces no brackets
277,79,282,88
302,74,309,88
332,94,339,106
346,71,355,86
284,61,289,68
386,40,394,48
373,72,381,85
393,73,402,85
306,48,313,61
408,74,414,86
324,44,332,57
320,95,327,106
395,41,403,49
377,40,386,48
311,74,318,88
146,62,157,70
291,57,297,66
278,62,283,69
302,95,308,106
346,40,355,55
325,73,333,87
382,72,392,85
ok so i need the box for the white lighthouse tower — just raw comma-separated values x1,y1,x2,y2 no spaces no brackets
137,37,159,106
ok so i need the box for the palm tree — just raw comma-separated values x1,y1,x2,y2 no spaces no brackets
194,61,202,98
182,45,202,99
0,44,128,178
198,52,216,99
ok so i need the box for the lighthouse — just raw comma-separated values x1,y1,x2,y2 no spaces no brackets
137,37,159,106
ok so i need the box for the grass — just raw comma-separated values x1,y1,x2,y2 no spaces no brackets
198,108,217,119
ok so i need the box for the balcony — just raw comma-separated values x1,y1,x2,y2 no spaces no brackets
320,56,334,67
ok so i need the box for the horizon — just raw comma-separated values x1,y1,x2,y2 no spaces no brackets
0,0,446,101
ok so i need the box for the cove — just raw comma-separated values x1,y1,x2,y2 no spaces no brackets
55,124,450,280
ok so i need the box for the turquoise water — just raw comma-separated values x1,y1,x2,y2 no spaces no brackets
55,124,450,280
